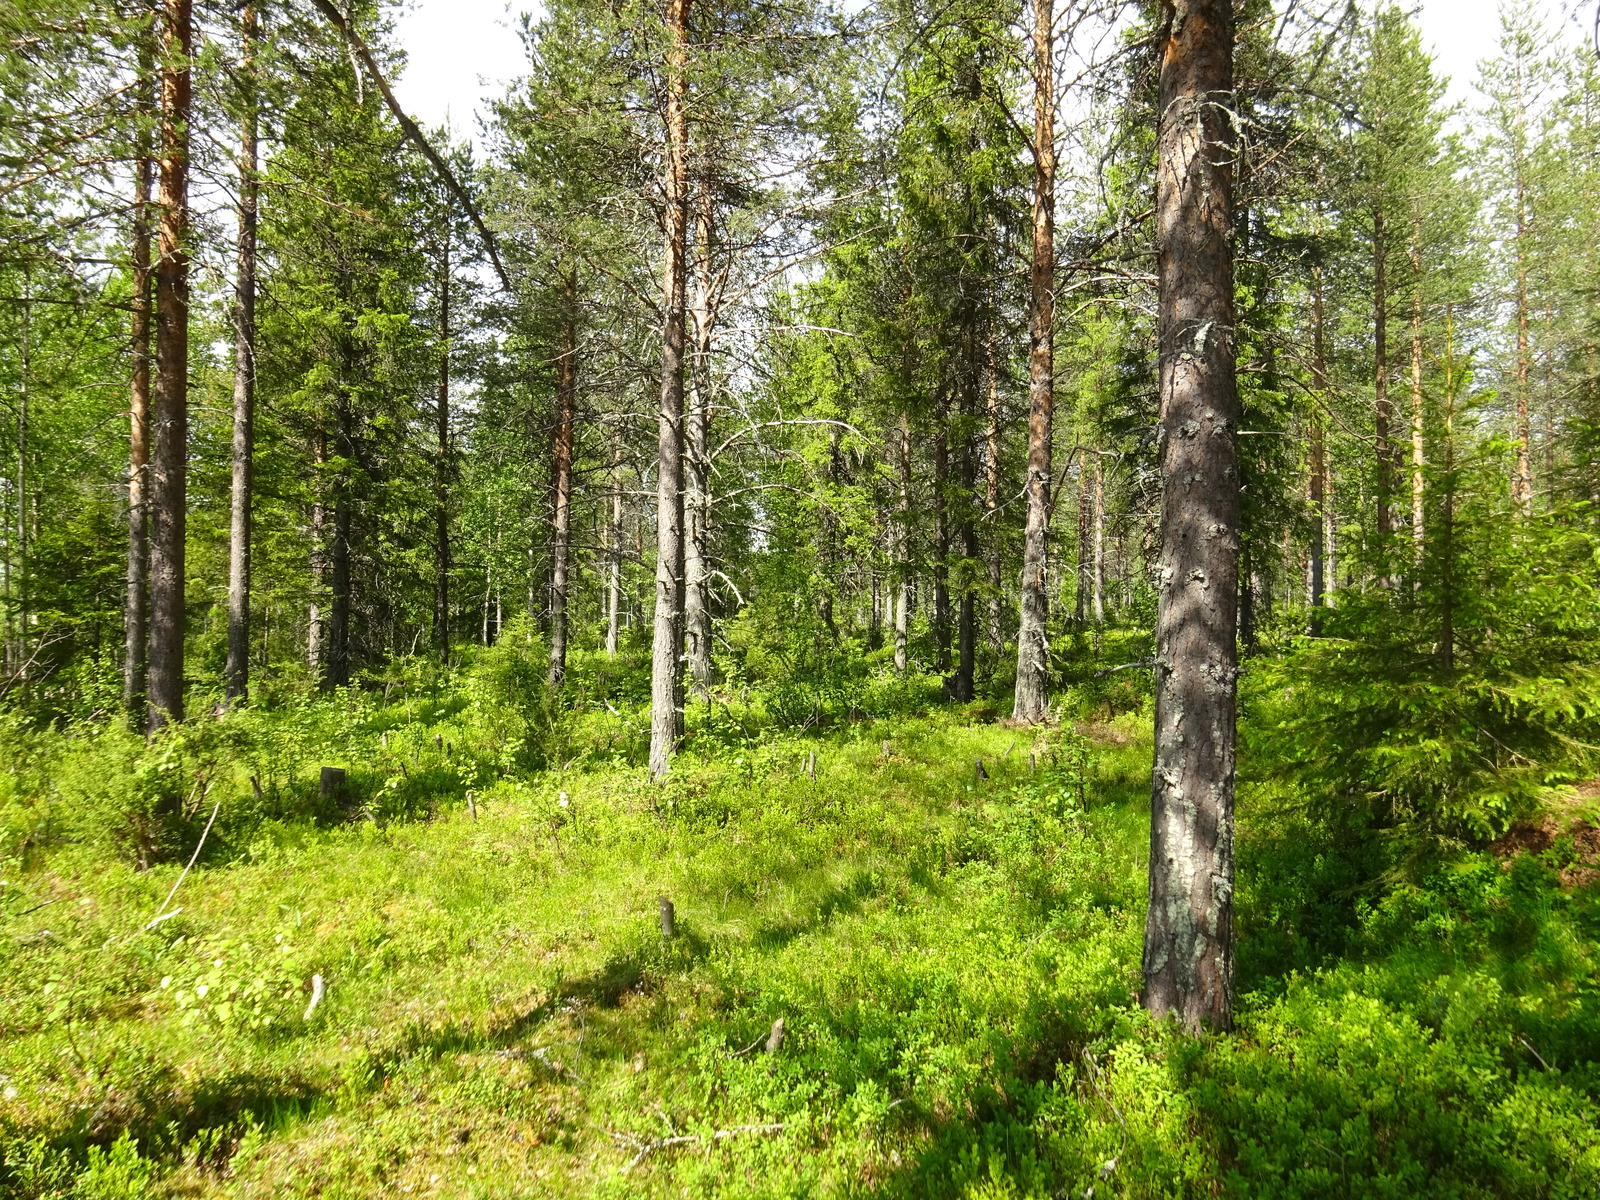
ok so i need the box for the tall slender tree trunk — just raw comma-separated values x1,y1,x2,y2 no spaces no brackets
146,0,193,731
1012,0,1054,723
954,345,979,702
327,352,354,689
124,50,155,717
1308,267,1327,614
894,411,911,674
1144,0,1240,1034
983,330,1003,661
1512,157,1533,512
1409,238,1425,557
225,5,258,704
606,448,623,657
1074,465,1091,624
648,0,691,777
308,427,327,675
1373,204,1394,549
1092,457,1105,625
549,272,578,686
684,187,715,697
932,394,951,678
434,239,451,662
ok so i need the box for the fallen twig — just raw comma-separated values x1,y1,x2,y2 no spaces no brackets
145,800,220,929
612,1122,786,1172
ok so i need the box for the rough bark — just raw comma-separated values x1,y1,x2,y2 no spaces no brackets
983,332,1004,660
225,5,258,704
684,188,714,697
434,239,451,662
1012,0,1054,724
1144,0,1240,1034
146,0,192,731
549,272,577,686
648,0,691,777
123,55,154,717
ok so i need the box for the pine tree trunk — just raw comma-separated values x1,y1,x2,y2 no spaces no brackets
954,346,979,702
1513,166,1533,512
1092,458,1105,625
549,273,578,686
983,331,1003,660
932,395,951,678
1074,464,1091,625
606,449,623,657
1308,268,1327,614
434,240,451,662
327,375,353,689
146,0,193,731
123,52,154,718
308,427,326,676
684,189,714,698
1373,204,1394,547
225,5,258,704
1143,0,1240,1034
1012,0,1054,723
1409,239,1425,558
894,411,911,675
648,0,691,777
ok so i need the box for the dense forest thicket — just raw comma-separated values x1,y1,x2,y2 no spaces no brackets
4,0,1600,1195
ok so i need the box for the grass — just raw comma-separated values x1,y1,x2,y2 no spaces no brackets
3,681,1600,1197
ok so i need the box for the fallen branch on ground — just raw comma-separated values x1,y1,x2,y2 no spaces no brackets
611,1123,786,1172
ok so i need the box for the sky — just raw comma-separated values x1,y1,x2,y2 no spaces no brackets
388,0,1578,154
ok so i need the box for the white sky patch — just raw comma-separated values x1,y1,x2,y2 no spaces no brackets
389,0,538,153
389,0,1584,157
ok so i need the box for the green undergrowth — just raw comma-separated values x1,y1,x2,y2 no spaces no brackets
2,691,1599,1197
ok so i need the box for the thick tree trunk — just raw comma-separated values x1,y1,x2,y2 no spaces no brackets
648,0,691,777
225,5,258,704
1308,268,1327,614
548,274,578,685
1144,0,1240,1034
146,0,193,732
434,240,451,662
684,188,714,697
124,62,154,717
1012,0,1054,723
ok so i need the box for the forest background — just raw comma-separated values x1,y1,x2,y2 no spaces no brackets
4,0,1600,1195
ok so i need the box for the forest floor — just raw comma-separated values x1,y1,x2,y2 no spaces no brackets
4,700,1600,1197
